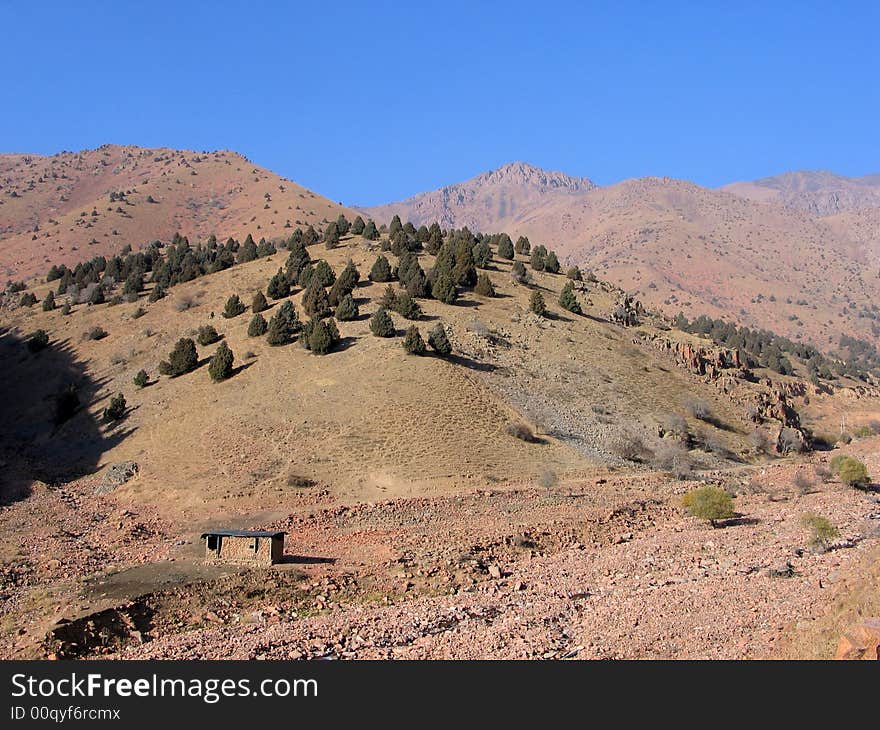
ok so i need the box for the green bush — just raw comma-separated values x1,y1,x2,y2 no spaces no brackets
800,512,839,550
474,274,496,297
682,486,736,527
196,325,221,346
159,338,198,376
403,325,426,355
248,313,268,337
19,292,38,307
837,457,871,488
370,306,395,337
208,341,234,381
529,290,547,316
566,266,582,281
104,393,127,421
223,294,246,318
86,326,108,341
558,281,581,314
335,293,359,321
133,369,149,388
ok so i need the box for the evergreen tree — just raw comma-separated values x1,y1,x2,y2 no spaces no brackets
530,245,548,271
351,215,366,235
266,313,291,345
149,285,167,302
403,325,426,355
427,323,452,356
558,281,582,314
335,214,351,236
248,312,268,337
251,290,268,313
529,290,547,316
389,214,403,238
133,369,148,388
160,338,198,377
88,286,105,305
306,317,340,355
370,306,395,337
19,292,37,307
27,329,49,353
369,255,393,282
362,219,379,240
208,341,234,381
256,238,276,258
313,259,336,287
197,324,221,346
42,291,56,311
497,234,515,260
285,240,311,279
302,279,331,318
324,221,340,249
515,236,531,255
267,268,291,299
329,260,359,305
566,266,582,281
395,293,422,320
104,393,127,421
335,293,359,321
223,294,246,318
431,271,458,304
544,250,560,274
472,239,492,269
474,273,496,297
452,239,477,287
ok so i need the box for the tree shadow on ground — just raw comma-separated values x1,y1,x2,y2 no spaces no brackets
0,329,134,506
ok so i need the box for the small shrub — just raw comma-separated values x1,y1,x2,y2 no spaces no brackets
403,325,426,355
149,285,167,302
27,329,49,353
654,443,692,479
566,266,582,281
104,393,127,421
684,398,712,421
133,369,149,388
60,303,71,316
793,470,815,493
85,326,108,341
800,512,839,550
208,341,234,381
609,432,651,462
131,306,146,319
814,464,832,483
663,413,689,441
19,292,38,307
369,307,395,337
474,274,495,297
196,325,221,346
42,291,56,311
511,260,530,285
223,294,246,318
506,422,535,442
529,290,546,316
682,486,736,527
248,313,268,337
173,294,197,312
837,457,871,488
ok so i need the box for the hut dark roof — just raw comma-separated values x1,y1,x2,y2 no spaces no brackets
200,529,285,539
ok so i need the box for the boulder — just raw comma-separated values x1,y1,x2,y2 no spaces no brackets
94,461,139,495
835,618,880,660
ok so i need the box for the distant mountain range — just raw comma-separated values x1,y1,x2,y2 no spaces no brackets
2,146,878,346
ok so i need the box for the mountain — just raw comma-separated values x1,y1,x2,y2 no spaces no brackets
0,144,354,281
722,170,880,215
364,161,595,232
365,165,880,347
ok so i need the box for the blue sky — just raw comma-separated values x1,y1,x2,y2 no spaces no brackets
3,1,878,205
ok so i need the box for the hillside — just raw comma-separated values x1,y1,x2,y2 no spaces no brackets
365,165,880,347
2,224,879,660
722,170,880,215
0,144,354,282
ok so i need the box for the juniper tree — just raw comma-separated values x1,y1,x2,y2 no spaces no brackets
61,303,71,316
88,286,105,305
474,273,496,297
256,238,276,258
285,240,311,280
305,317,340,355
497,234,514,260
389,214,403,238
335,214,351,236
149,285,167,302
431,271,458,304
329,260,359,305
159,338,198,376
19,292,37,308
351,215,366,235
335,293,359,321
403,325,426,355
267,268,291,299
452,239,477,287
197,325,221,346
297,265,315,288
515,236,531,255
395,293,422,320
303,279,331,318
362,219,379,240
529,290,547,316
324,221,340,249
209,341,234,381
42,291,56,311
511,260,529,285
27,329,49,353
369,255,393,282
104,393,127,421
558,281,582,314
427,323,452,356
370,306,395,337
544,251,560,274
313,259,336,287
223,294,246,318
251,290,268,313
266,313,292,345
530,245,548,271
133,369,149,388
472,239,492,269
248,312,268,336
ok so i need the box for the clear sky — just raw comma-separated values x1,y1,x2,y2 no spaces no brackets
3,1,878,205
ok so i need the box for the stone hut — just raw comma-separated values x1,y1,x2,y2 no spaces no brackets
200,529,285,566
